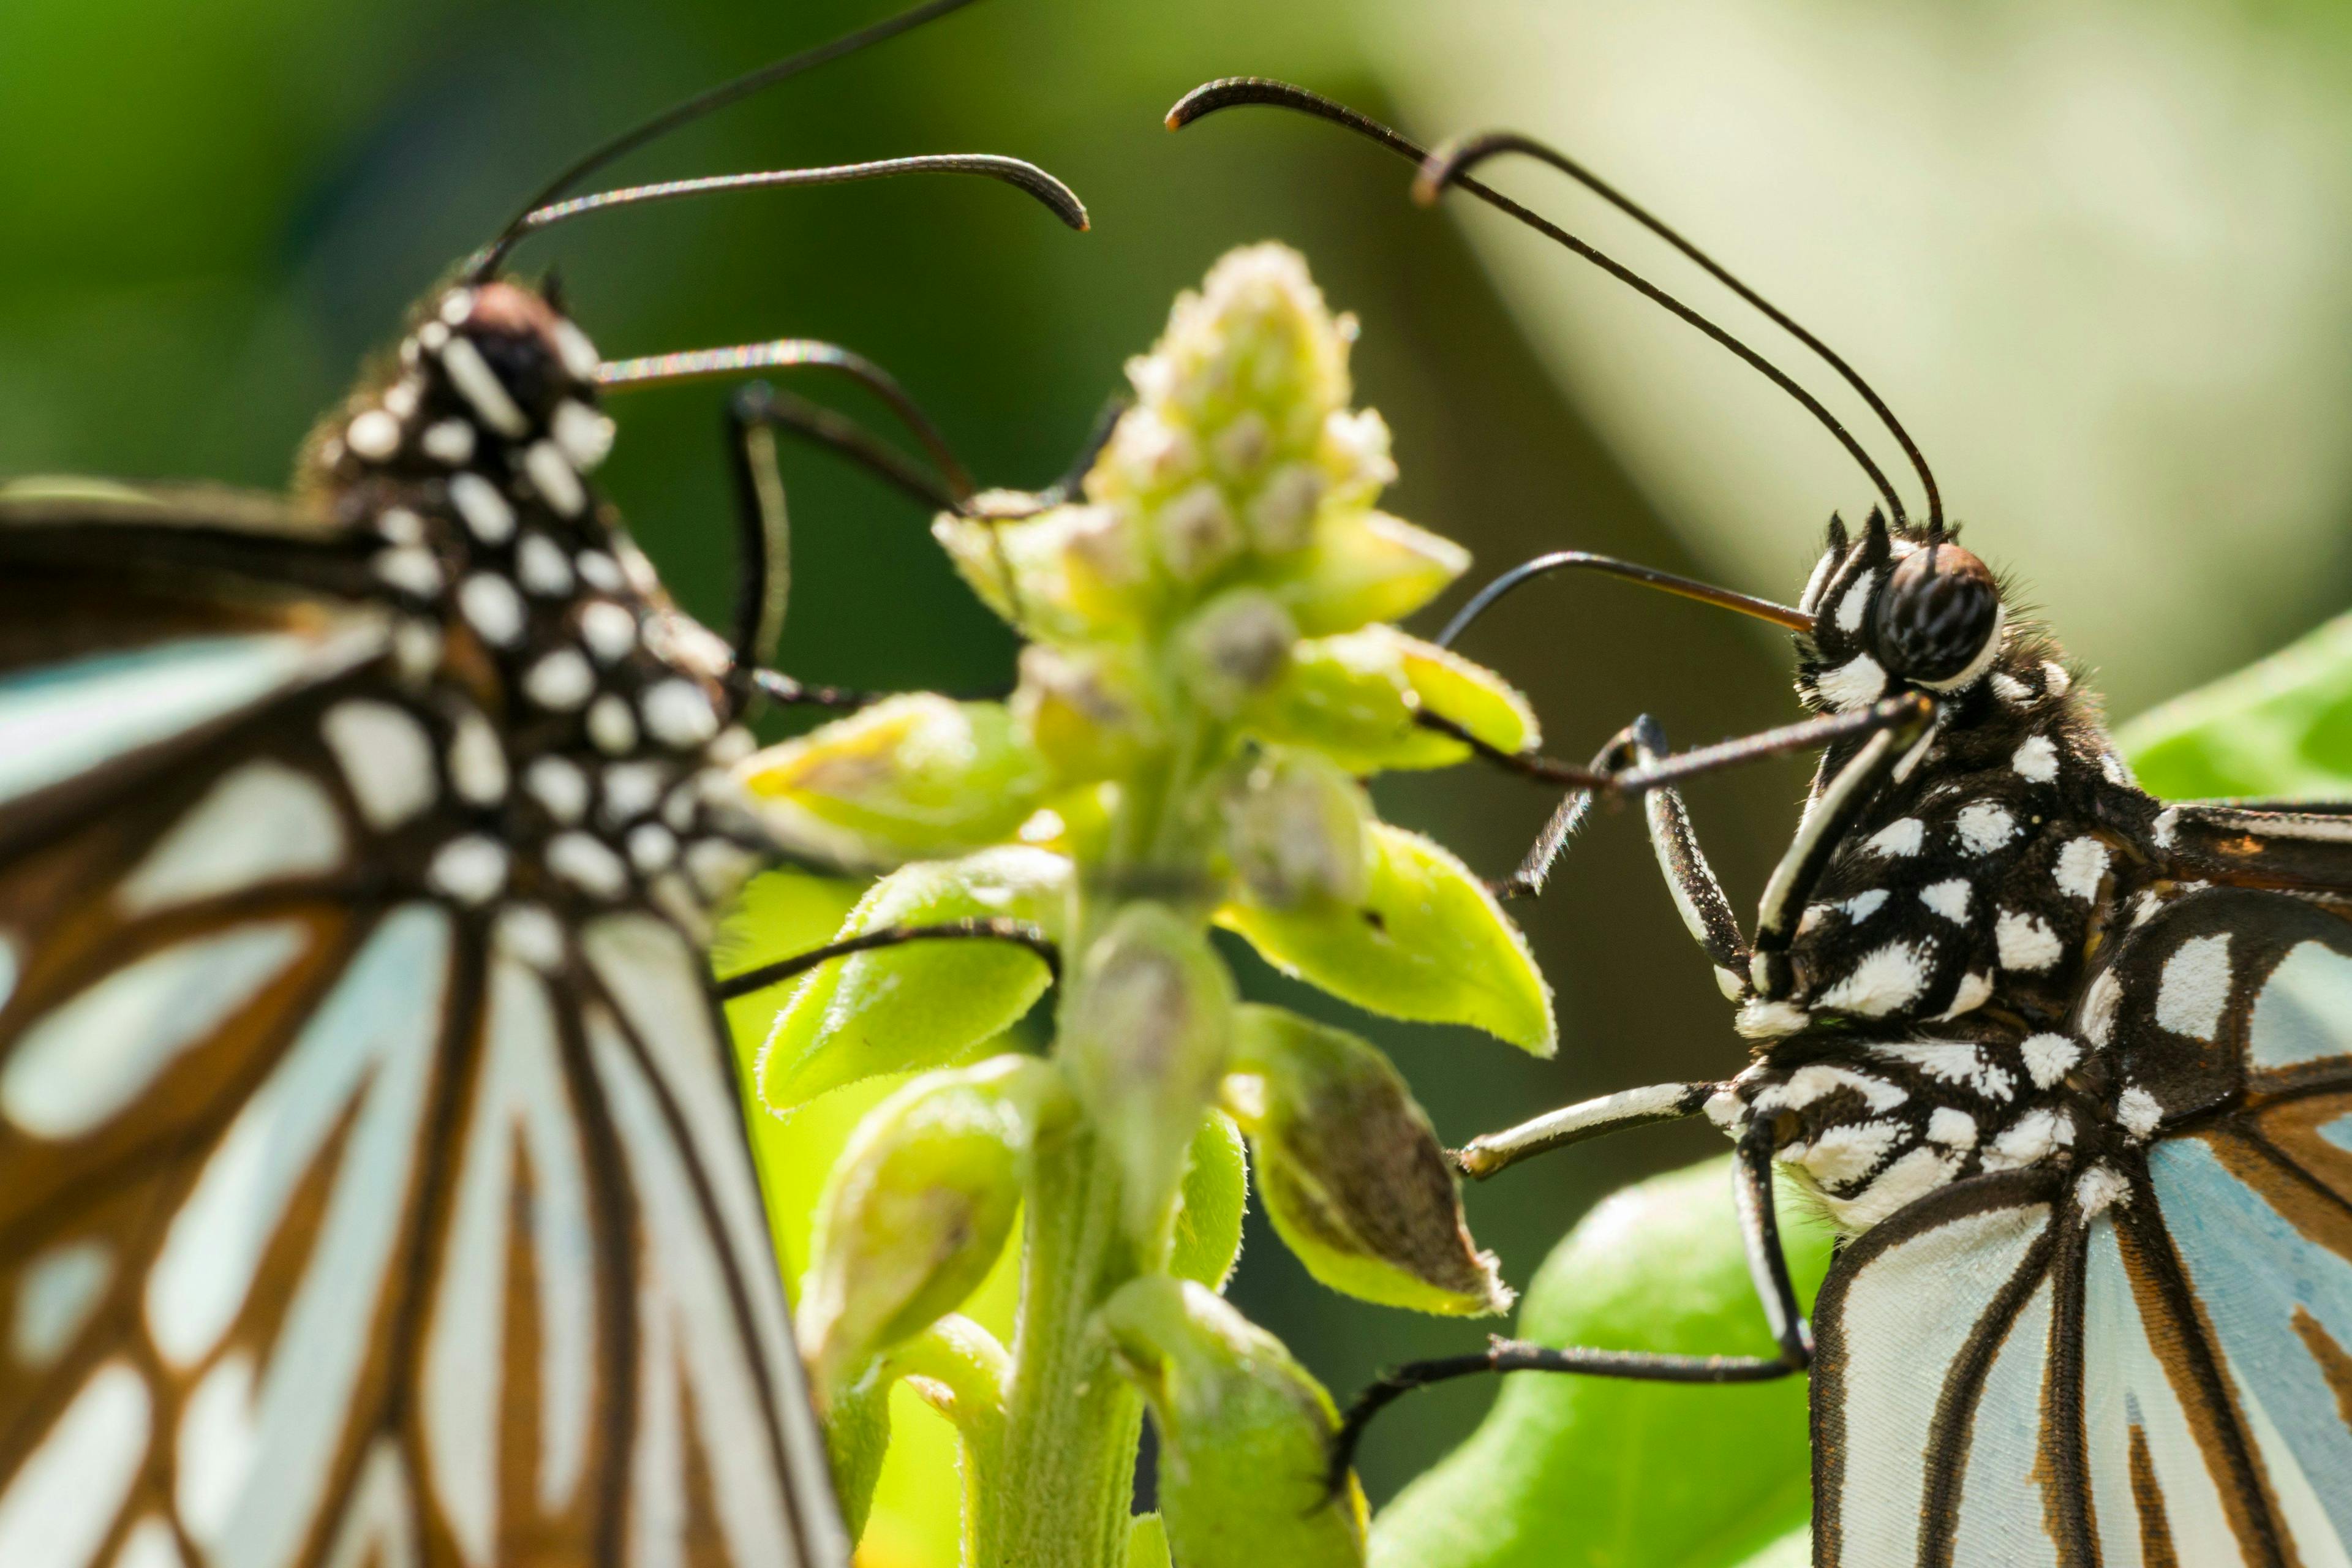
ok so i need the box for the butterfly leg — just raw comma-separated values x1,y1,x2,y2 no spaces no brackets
714,916,1059,1001
1330,1131,1808,1489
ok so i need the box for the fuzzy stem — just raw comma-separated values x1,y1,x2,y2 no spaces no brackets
974,1125,1144,1567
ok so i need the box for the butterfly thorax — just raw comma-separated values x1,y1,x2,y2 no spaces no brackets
300,281,763,943
1704,517,2202,1231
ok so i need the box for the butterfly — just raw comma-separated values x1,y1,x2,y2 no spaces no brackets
1167,79,2352,1566
0,4,1088,1565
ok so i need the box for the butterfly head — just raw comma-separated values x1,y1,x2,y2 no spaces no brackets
1794,511,2009,713
319,281,616,486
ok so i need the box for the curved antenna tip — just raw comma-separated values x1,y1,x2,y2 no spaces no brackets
1164,77,1293,133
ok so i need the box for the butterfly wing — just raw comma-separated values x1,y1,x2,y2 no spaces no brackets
0,492,847,1567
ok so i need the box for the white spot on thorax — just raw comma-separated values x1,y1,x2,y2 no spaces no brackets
2020,1033,2081,1089
1868,1041,2016,1099
549,832,628,897
516,534,573,597
427,836,508,905
523,650,595,712
575,551,624,593
1937,970,1994,1020
1954,802,2016,855
2156,933,2233,1039
2117,1086,2163,1140
1865,818,1923,858
346,410,401,461
601,762,667,824
2054,837,2110,902
628,823,679,873
549,319,602,382
1991,671,2034,707
438,336,528,436
526,757,590,823
2041,662,2071,698
1918,879,1972,924
587,695,638,755
448,473,516,545
1789,1118,1902,1186
1815,940,1933,1016
553,400,614,470
1754,1063,1909,1115
641,681,718,749
1926,1107,1978,1150
2011,734,2059,783
458,574,525,647
377,507,424,546
2075,1164,2129,1217
1995,909,2063,971
371,545,441,598
420,420,475,467
524,442,586,517
579,600,638,663
2153,807,2180,848
1981,1107,2073,1172
2081,967,2124,1046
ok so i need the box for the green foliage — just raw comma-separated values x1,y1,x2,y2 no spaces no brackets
1170,1112,1251,1292
2117,607,2352,799
1370,1159,1831,1568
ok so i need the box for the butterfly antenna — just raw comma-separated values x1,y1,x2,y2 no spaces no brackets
505,154,1085,248
473,0,992,277
1167,79,1911,530
598,337,976,502
1419,131,1941,535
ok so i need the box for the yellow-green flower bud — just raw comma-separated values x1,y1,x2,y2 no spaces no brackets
1153,481,1244,582
1178,589,1297,717
1012,642,1159,783
1222,749,1370,910
1243,462,1327,554
1226,1005,1509,1315
797,1057,1064,1401
932,503,1156,641
1245,626,1536,774
737,695,1049,866
1270,510,1468,636
1063,905,1236,1246
1101,1276,1368,1568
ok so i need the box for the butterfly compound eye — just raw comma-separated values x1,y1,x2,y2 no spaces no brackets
1873,543,2001,685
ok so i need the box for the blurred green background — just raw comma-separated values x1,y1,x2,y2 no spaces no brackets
8,0,2350,1562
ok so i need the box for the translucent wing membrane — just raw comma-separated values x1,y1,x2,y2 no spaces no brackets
1812,886,2352,1567
0,496,845,1567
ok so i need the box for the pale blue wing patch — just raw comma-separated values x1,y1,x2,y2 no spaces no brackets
2150,1136,2352,1560
0,627,383,812
2249,940,2352,1074
2323,1113,2352,1156
2079,1213,2256,1567
1948,1273,2062,1568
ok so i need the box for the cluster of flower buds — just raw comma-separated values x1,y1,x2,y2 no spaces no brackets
731,246,1560,1564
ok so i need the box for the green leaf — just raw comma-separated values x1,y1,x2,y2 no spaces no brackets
1127,1513,1177,1568
2116,607,2352,797
1171,1110,1250,1291
1101,1276,1368,1568
1227,1005,1507,1316
1368,1157,1832,1568
755,846,1068,1113
736,695,1051,865
1221,822,1555,1054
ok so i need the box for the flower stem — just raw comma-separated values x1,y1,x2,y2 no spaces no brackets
976,1125,1144,1567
